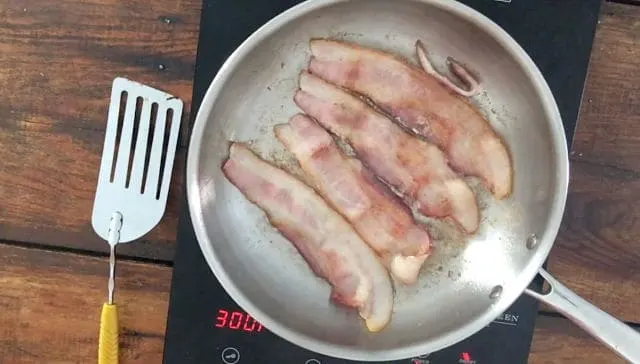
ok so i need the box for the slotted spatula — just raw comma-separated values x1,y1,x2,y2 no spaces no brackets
91,77,183,364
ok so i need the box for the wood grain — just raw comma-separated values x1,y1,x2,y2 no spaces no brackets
544,2,640,322
0,241,629,364
0,0,200,131
529,315,630,364
0,127,186,261
0,242,171,364
0,0,200,261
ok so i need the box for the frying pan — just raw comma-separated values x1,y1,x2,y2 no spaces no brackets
185,0,640,361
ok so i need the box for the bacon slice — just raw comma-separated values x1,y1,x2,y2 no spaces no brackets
416,40,481,98
308,38,513,199
294,71,479,234
275,114,432,284
222,142,393,332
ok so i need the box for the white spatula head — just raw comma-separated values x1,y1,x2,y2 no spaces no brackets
91,77,183,244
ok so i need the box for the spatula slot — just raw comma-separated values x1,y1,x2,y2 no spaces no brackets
125,96,144,189
141,103,159,194
156,108,174,200
110,91,128,183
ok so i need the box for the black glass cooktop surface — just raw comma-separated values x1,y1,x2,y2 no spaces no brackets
163,1,602,363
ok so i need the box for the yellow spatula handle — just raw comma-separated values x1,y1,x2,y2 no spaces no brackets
99,303,119,364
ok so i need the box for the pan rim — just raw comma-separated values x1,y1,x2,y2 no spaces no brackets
185,0,569,361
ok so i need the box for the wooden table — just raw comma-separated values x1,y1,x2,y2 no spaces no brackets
0,1,638,363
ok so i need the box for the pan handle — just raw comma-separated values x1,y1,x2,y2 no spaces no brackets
525,268,640,363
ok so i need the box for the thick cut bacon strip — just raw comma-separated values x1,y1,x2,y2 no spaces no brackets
294,72,479,234
308,38,513,199
222,142,393,332
275,114,432,284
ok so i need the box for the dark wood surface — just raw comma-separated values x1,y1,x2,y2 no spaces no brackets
545,1,640,322
0,0,199,261
1,0,639,363
529,315,629,364
0,243,630,364
0,243,170,363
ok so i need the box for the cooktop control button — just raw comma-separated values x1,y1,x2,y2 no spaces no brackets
410,358,429,364
304,359,321,364
221,347,240,364
458,351,477,364
410,354,431,364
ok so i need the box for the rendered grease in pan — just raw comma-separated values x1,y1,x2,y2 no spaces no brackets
229,33,523,309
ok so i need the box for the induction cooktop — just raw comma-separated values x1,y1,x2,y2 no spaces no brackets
163,1,602,363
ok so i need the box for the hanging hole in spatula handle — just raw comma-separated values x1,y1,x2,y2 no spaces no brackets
524,268,640,363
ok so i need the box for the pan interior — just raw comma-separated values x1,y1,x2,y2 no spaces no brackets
188,0,567,360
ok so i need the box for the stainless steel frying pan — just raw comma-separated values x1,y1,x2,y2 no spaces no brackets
185,0,640,361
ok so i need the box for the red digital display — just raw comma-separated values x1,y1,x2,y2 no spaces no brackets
215,309,264,333
461,352,472,362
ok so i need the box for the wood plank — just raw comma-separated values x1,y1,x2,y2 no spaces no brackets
545,2,640,322
0,0,200,260
0,242,629,363
0,243,171,363
529,315,629,364
0,0,200,135
0,127,185,261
